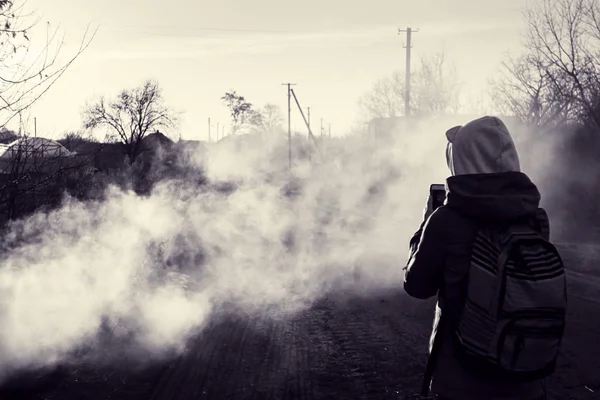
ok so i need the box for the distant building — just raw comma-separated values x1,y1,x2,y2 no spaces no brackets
139,130,174,152
0,128,18,144
135,130,175,165
60,130,177,172
0,137,74,174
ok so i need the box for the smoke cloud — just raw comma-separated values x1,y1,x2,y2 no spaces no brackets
0,116,567,381
512,121,600,242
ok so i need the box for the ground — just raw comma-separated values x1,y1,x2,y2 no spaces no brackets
0,245,598,400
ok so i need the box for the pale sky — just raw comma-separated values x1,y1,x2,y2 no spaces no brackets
15,0,531,141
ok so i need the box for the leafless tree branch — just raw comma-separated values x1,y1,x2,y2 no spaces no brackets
358,50,461,120
0,2,96,127
82,80,178,164
493,0,600,128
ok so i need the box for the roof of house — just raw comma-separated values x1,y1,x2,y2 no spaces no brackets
0,137,73,159
142,131,175,148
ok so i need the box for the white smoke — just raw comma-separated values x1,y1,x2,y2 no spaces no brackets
0,118,458,380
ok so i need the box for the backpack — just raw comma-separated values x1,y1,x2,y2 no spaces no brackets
453,212,567,382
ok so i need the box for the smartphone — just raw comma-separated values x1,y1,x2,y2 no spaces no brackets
429,184,446,211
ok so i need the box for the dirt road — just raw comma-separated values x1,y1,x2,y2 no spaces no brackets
147,275,599,400
149,291,432,400
1,248,599,400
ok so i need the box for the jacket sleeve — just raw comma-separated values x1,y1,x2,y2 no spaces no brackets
403,209,446,300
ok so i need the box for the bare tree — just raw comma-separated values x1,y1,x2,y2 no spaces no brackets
57,130,95,152
489,54,573,126
82,80,177,164
247,108,263,128
411,50,462,116
358,50,461,120
221,91,255,134
492,0,600,127
358,71,404,119
258,103,284,133
0,1,95,126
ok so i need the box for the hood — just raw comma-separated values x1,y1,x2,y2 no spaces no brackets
445,171,541,221
445,116,520,175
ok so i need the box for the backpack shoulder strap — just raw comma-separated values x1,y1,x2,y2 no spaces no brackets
534,207,550,240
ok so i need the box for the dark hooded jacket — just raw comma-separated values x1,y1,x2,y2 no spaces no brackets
404,116,548,399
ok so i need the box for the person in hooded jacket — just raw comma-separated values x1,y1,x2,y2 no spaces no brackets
403,116,548,400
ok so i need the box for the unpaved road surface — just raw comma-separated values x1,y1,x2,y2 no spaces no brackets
1,246,599,400
150,292,431,400
147,279,599,400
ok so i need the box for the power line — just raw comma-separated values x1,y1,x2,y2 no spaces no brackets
97,23,401,42
99,23,296,38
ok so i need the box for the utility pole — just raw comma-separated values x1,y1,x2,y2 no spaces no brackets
320,118,323,138
290,90,317,144
282,83,296,169
34,117,37,137
289,89,321,160
307,107,311,159
208,117,211,142
217,122,220,141
398,27,418,117
328,123,331,138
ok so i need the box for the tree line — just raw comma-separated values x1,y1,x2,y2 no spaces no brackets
0,0,599,234
355,0,600,238
77,83,286,165
358,0,600,133
492,0,600,129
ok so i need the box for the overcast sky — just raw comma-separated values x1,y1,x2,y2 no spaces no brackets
19,0,531,140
